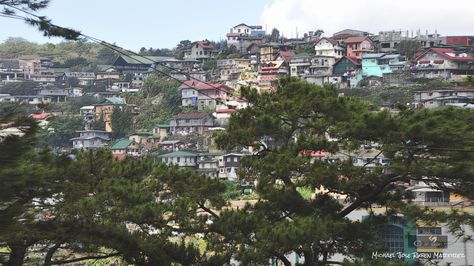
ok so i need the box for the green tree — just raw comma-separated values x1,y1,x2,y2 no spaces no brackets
0,0,80,40
42,115,83,148
110,107,133,138
214,78,474,265
396,40,422,60
0,80,38,95
270,28,280,42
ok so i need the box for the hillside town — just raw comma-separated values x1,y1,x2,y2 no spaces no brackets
1,15,474,266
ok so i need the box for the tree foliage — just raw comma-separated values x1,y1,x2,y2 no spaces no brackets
0,80,38,95
0,0,81,40
214,78,474,265
110,106,133,138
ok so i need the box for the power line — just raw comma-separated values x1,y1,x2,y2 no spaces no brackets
0,9,247,108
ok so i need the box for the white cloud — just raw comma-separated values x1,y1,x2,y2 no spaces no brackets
260,0,474,37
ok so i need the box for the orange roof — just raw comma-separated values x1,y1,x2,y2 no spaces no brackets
344,36,370,43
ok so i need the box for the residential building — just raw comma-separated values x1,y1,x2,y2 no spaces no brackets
153,124,170,141
37,87,71,102
158,140,185,151
288,53,312,77
332,56,361,88
226,23,265,53
93,97,126,132
413,88,474,109
110,139,141,160
314,38,345,58
61,72,96,86
344,36,375,59
170,112,215,135
185,40,216,61
360,53,407,78
179,80,232,110
414,48,474,78
259,43,285,63
218,153,246,180
259,60,289,90
128,131,155,147
197,152,225,178
158,151,197,168
71,130,110,150
214,108,238,127
216,58,251,81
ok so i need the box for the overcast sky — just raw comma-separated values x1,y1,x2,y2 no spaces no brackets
0,0,473,51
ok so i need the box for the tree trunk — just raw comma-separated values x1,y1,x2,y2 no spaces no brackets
303,249,316,266
273,253,291,266
6,242,27,266
43,242,63,266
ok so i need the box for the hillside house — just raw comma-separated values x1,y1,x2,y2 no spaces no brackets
314,38,345,58
185,40,216,61
414,48,474,78
413,88,474,109
158,151,197,168
344,36,375,59
71,130,110,150
170,112,214,136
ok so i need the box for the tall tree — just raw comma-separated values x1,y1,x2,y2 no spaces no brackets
110,106,133,138
214,78,474,265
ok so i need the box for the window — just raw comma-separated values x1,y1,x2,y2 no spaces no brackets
417,227,441,235
234,157,238,162
382,225,404,253
226,158,231,162
220,168,224,173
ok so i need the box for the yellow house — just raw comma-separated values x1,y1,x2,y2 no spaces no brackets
93,98,126,132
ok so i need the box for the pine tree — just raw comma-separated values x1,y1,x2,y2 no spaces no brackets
214,78,474,265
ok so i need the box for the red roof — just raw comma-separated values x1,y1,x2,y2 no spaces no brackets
417,48,474,62
179,80,232,92
30,113,51,120
173,112,209,120
216,108,238,113
278,51,296,59
195,41,214,49
334,56,361,66
226,33,241,37
344,36,370,43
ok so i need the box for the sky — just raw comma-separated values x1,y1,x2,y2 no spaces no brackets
0,0,473,51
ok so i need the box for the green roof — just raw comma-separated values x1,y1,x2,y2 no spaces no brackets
121,55,158,65
156,124,171,128
110,139,133,150
158,151,197,157
96,97,126,105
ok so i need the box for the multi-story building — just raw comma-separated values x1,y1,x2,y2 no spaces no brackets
70,130,110,150
344,36,375,59
413,88,474,109
184,40,216,62
169,112,214,135
314,38,345,58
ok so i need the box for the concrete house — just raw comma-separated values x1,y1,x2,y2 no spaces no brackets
158,151,197,168
414,48,474,78
71,130,110,150
360,53,406,78
179,80,232,111
344,36,375,59
196,152,225,178
170,112,214,136
314,38,345,58
218,153,246,180
185,40,216,61
413,88,474,109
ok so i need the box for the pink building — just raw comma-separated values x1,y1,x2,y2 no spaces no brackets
345,36,374,59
